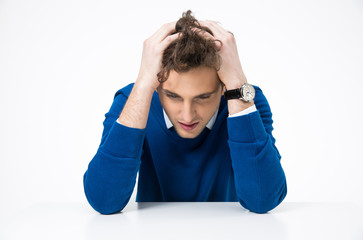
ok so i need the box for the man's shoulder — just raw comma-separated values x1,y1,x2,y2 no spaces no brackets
113,83,135,100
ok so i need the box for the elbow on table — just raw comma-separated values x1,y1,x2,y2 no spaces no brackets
83,183,130,215
241,203,276,214
239,182,288,214
86,196,129,215
93,205,124,215
83,172,132,215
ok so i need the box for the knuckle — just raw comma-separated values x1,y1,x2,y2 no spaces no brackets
224,33,235,42
205,20,216,25
227,34,234,40
203,20,211,26
143,39,150,47
162,22,170,28
167,21,176,27
165,35,174,41
143,39,157,51
152,45,162,54
164,36,171,42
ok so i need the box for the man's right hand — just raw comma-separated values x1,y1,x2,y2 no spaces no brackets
136,21,181,91
118,22,180,129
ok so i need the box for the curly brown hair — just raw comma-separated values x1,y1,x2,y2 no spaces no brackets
157,10,222,83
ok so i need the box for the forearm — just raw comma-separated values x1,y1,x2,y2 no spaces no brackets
118,79,155,129
228,112,287,214
231,139,287,214
84,85,147,214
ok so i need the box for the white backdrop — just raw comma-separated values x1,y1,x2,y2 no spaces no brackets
1,0,362,219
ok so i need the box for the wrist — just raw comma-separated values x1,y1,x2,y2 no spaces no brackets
134,78,158,95
227,100,255,115
224,76,247,90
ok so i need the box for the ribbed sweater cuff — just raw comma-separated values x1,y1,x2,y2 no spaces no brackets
101,121,146,159
227,111,267,142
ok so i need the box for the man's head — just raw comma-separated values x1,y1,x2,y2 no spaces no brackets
157,10,224,138
158,66,224,138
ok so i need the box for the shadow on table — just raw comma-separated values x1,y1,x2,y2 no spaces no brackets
136,202,166,210
85,202,289,240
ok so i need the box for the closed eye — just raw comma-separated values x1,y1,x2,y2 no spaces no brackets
197,95,211,99
166,93,181,99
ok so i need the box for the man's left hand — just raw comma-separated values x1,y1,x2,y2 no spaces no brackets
194,20,247,90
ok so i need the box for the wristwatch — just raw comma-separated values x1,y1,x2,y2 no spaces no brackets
224,82,255,102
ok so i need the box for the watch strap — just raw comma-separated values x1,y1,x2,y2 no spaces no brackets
224,88,242,100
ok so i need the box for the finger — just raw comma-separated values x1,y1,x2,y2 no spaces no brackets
191,27,215,40
159,32,182,50
191,26,222,48
213,21,234,37
199,20,227,38
150,21,177,42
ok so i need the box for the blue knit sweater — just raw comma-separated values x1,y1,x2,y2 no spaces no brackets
83,83,287,214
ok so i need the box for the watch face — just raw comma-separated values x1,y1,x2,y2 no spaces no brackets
242,84,255,102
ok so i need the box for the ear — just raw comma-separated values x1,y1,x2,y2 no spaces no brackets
221,84,226,96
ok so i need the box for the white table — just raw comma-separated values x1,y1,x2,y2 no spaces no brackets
1,201,362,240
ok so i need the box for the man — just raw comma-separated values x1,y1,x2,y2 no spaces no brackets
83,10,287,214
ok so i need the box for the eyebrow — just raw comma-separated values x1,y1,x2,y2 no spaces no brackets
160,89,217,98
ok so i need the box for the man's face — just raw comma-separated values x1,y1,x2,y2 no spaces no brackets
157,66,224,139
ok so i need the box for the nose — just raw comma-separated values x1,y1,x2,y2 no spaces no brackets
181,101,196,123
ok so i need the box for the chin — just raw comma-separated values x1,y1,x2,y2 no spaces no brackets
175,128,203,139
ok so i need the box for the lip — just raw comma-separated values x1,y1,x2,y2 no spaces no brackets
178,122,199,131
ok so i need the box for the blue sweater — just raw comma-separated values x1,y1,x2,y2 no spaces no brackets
83,83,287,214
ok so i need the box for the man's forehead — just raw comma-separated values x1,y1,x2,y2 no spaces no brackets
160,68,221,95
160,87,218,96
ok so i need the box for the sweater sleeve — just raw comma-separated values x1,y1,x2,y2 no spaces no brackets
83,90,146,214
227,86,287,214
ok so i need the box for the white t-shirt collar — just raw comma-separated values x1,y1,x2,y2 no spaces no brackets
163,108,218,130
